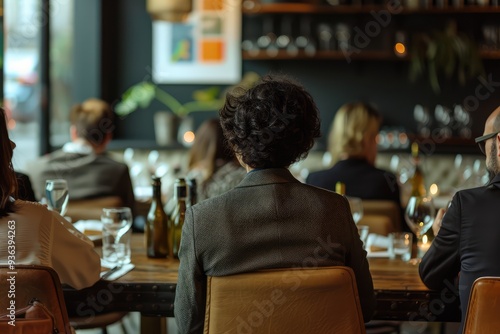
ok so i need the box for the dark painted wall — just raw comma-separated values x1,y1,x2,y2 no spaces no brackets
105,0,500,150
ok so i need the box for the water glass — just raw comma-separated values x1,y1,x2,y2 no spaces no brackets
102,228,132,266
357,225,369,250
45,179,69,216
347,196,363,224
101,207,133,267
389,232,413,261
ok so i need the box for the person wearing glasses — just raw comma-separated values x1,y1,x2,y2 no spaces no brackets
419,106,500,333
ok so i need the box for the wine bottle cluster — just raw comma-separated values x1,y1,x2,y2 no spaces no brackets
145,177,197,259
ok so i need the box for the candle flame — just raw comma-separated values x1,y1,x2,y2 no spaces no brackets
430,183,439,196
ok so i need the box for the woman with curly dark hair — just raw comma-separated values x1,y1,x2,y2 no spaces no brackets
175,75,375,333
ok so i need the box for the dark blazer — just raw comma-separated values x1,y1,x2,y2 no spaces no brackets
28,149,135,216
419,173,500,332
174,168,375,333
306,158,401,204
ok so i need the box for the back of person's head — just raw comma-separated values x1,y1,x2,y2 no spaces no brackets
328,102,381,164
70,98,114,146
0,108,18,216
188,118,235,180
220,74,320,169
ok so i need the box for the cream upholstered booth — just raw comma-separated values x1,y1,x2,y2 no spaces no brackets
463,276,500,334
204,266,366,334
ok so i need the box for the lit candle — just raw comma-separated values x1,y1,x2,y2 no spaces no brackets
429,183,439,197
418,235,431,257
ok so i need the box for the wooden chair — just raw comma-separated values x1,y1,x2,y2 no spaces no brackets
360,200,402,235
0,265,72,333
204,266,366,334
463,276,500,334
66,196,123,221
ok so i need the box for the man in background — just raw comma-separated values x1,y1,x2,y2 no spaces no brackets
28,98,136,219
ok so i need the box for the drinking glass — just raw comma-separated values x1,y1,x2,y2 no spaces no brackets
101,207,133,266
405,196,435,263
45,179,69,216
347,196,363,225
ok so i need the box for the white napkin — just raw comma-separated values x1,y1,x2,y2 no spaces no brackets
366,233,392,258
100,263,135,281
73,220,102,240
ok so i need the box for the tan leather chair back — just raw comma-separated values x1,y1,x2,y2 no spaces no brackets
66,196,123,221
0,265,72,333
204,266,366,334
360,200,401,235
463,276,500,334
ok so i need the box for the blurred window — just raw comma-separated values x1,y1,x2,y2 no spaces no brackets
50,0,74,147
3,0,74,170
4,0,42,170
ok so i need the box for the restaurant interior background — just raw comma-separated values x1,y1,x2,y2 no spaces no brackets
3,0,500,199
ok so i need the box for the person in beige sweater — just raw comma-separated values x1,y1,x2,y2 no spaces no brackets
0,107,100,290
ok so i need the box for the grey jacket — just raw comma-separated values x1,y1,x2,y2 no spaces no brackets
175,168,375,333
28,149,135,214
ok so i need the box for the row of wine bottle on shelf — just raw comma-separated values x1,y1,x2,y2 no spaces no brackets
145,177,196,259
248,0,499,8
243,15,399,56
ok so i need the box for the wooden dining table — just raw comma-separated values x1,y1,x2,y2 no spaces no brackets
63,233,461,327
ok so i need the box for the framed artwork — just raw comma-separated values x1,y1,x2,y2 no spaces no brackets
152,0,241,84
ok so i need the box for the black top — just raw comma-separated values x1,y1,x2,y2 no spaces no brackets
306,158,401,204
306,158,407,231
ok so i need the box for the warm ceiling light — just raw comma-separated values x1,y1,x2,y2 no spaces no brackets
147,0,192,23
394,43,406,56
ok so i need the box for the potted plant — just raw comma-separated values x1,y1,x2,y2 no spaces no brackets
115,72,260,146
409,20,485,94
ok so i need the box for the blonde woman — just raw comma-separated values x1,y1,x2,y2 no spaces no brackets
306,102,401,205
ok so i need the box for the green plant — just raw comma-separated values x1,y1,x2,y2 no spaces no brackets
409,21,485,94
115,72,260,117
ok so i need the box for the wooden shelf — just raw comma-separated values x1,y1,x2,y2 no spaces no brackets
242,49,500,60
242,49,408,60
480,50,500,59
243,3,500,14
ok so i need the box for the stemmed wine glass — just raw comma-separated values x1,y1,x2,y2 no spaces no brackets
101,207,133,266
45,179,69,216
405,196,435,264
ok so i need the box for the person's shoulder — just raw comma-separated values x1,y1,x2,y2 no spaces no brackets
14,200,50,214
300,181,345,199
29,150,64,165
95,153,129,168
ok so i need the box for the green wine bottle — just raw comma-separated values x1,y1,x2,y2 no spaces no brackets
171,178,188,259
146,176,170,258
